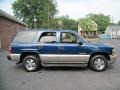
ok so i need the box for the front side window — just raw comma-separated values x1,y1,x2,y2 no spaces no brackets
39,32,56,43
61,32,77,43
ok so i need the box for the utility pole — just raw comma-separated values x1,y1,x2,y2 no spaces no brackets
58,20,63,30
47,5,50,29
111,16,113,39
33,10,36,29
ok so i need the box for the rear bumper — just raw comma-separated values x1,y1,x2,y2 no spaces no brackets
109,54,117,64
7,55,11,61
7,54,20,62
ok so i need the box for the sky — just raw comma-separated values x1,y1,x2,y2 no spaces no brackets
0,0,120,23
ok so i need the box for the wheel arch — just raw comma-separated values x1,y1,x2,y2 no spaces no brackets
20,52,40,63
89,52,110,62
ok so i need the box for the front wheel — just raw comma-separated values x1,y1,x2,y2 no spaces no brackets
23,55,41,72
89,55,108,72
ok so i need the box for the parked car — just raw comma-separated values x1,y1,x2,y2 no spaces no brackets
99,34,112,40
7,30,116,72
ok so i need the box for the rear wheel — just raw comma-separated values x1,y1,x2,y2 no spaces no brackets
89,55,108,72
23,55,41,72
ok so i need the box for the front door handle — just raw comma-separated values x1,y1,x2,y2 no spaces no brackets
59,46,64,50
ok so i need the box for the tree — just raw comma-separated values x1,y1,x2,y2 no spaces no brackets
87,13,110,33
56,16,78,31
78,18,97,32
12,0,58,28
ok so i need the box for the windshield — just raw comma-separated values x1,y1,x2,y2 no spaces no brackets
75,32,88,43
79,37,88,43
73,31,88,43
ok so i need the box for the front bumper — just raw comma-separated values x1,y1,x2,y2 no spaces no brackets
109,54,117,64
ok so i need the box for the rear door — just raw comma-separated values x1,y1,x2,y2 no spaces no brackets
38,31,59,62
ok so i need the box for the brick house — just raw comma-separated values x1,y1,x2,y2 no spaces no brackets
0,10,27,49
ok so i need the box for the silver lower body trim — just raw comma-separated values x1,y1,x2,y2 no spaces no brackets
9,54,20,62
40,54,90,63
40,54,58,62
58,55,90,62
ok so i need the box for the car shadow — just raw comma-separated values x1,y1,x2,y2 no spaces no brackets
11,63,25,72
11,63,90,72
41,66,89,72
12,64,115,73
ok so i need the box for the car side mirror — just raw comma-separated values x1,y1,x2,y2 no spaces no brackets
79,41,83,45
77,40,83,45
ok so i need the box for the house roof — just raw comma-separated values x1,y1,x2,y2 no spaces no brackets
106,25,120,32
0,9,27,26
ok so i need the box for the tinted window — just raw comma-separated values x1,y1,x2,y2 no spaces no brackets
13,31,37,43
39,32,56,43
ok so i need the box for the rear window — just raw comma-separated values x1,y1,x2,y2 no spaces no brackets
13,31,37,43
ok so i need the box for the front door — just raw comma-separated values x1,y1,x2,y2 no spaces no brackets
58,32,87,62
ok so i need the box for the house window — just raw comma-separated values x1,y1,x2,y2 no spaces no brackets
118,31,120,36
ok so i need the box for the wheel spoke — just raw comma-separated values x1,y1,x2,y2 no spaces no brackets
94,58,105,70
25,59,36,70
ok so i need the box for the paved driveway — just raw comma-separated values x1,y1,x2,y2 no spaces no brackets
0,40,120,90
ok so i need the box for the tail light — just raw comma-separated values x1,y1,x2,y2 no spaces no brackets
8,46,12,54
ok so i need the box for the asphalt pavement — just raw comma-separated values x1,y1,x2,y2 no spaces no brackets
0,39,120,90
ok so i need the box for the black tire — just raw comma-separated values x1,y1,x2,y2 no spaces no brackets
89,55,108,72
23,55,41,72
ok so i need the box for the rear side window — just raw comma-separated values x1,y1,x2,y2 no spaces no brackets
13,31,37,43
39,32,56,43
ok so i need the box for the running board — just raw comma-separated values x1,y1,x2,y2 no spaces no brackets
43,63,88,67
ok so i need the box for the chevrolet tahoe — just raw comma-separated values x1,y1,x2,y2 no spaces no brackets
7,30,116,72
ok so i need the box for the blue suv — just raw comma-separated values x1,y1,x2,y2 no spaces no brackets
7,30,116,72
